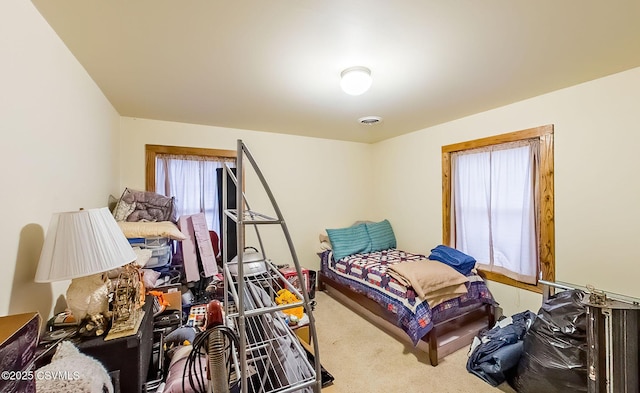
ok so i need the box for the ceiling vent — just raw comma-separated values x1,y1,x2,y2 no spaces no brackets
358,116,382,125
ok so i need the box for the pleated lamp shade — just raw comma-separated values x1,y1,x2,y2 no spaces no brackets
35,207,136,283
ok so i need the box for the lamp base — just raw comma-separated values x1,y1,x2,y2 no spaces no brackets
66,273,110,322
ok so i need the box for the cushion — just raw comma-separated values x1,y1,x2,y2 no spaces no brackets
365,219,396,251
112,196,136,221
326,223,372,261
319,233,332,250
118,221,187,240
113,188,176,222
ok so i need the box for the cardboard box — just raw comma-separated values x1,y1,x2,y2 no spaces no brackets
163,289,182,312
150,284,182,312
293,324,310,344
0,312,41,393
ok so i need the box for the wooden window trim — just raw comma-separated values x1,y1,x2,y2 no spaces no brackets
441,125,555,293
145,144,237,192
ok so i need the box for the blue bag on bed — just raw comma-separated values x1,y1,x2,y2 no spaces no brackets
428,245,476,275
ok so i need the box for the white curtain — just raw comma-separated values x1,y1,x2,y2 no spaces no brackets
452,141,538,284
155,154,236,235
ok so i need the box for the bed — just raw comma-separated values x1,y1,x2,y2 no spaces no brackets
318,221,496,366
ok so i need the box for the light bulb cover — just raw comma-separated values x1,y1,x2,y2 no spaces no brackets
340,66,372,96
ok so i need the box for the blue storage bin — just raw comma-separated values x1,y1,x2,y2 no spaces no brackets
145,244,172,269
128,237,145,246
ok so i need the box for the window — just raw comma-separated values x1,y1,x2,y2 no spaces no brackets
441,125,554,292
145,144,236,235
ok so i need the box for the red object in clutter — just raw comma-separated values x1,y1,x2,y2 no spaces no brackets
206,300,224,327
208,230,220,260
279,267,310,296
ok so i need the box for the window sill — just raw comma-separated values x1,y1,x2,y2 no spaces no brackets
477,269,545,294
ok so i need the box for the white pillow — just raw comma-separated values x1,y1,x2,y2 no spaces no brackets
319,233,332,250
118,221,186,240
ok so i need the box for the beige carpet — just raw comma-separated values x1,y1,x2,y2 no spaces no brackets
312,291,517,393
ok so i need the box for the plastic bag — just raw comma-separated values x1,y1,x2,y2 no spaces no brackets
508,289,588,393
466,310,536,386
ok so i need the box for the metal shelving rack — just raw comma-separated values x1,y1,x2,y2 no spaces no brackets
221,140,321,393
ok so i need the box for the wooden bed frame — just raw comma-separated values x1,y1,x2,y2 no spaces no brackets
319,271,495,366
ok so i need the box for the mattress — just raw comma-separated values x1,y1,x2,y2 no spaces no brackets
320,249,495,345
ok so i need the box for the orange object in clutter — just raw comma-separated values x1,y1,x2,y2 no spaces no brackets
148,290,170,307
274,289,304,320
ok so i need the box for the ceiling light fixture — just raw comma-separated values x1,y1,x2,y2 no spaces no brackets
340,66,372,96
358,116,383,125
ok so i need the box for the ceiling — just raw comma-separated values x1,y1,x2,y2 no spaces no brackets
32,1,640,144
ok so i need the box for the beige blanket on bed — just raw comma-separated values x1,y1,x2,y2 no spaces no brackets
387,260,469,307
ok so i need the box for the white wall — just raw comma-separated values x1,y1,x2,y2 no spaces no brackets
119,117,373,271
372,67,640,316
4,0,639,323
0,0,121,318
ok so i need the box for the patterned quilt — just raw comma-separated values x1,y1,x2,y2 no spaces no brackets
320,249,495,345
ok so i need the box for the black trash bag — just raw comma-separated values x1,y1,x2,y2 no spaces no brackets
508,289,588,393
466,310,537,386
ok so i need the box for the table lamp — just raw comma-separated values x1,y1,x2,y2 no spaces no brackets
35,207,137,322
